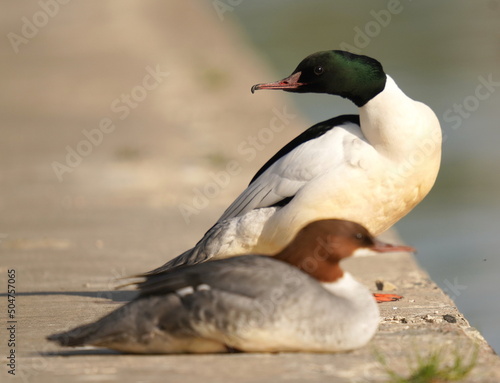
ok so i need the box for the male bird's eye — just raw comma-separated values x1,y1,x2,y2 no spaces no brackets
314,66,324,75
355,233,364,240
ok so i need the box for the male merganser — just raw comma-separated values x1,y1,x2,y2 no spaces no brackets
47,219,414,354
151,50,441,274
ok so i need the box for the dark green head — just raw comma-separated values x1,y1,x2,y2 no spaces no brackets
252,50,386,107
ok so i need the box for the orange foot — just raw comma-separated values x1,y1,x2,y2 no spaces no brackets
373,293,403,303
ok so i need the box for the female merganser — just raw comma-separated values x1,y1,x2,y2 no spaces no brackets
48,219,414,354
151,50,441,274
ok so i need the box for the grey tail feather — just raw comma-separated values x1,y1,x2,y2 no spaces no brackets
144,221,228,275
47,304,132,347
115,247,210,290
144,246,208,275
47,321,105,347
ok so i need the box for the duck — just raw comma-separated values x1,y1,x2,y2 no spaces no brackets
150,50,441,278
47,219,414,354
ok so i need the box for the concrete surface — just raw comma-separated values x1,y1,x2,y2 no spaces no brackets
1,2,500,382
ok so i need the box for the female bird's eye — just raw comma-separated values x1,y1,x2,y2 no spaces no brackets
314,66,324,75
355,233,364,240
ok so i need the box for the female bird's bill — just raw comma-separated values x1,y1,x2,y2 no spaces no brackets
369,239,415,254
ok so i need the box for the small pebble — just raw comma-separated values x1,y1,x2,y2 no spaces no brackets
443,314,457,323
375,279,397,291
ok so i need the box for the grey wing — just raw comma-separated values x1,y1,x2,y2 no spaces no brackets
217,136,344,221
150,258,312,342
216,172,303,222
140,256,291,297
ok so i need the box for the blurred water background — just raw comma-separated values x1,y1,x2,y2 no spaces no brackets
231,0,500,352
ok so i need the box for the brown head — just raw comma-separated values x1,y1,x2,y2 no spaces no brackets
274,219,415,283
